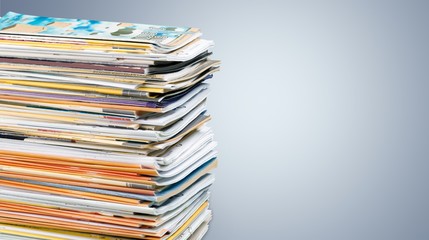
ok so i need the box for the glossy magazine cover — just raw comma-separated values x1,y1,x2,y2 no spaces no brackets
0,12,200,46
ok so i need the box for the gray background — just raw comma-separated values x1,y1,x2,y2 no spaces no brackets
1,0,429,239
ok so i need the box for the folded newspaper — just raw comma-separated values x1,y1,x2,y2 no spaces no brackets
0,12,219,240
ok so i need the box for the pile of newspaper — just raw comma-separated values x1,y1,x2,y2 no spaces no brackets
0,12,219,240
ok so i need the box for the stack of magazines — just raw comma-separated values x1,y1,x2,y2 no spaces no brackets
0,12,219,240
